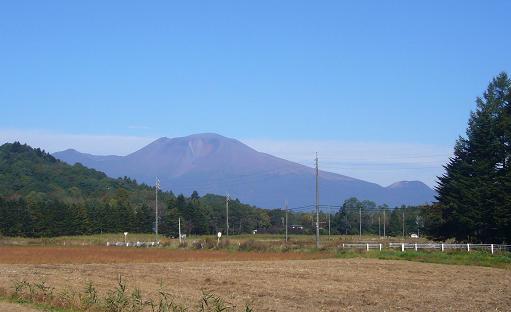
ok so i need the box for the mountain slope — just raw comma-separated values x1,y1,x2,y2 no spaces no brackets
54,133,436,207
0,142,156,202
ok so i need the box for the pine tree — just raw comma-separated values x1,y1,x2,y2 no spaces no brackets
436,72,511,242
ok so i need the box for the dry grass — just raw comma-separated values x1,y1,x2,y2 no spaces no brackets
0,251,509,311
0,259,509,311
0,233,432,248
0,246,509,311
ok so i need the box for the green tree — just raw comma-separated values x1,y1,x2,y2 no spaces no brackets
436,72,511,242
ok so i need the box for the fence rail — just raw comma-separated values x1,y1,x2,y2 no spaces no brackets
345,242,511,254
106,241,159,247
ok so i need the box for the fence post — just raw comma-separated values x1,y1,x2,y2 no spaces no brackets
366,243,369,251
401,243,405,252
441,243,444,252
379,243,382,251
415,243,418,251
467,243,470,252
491,244,494,255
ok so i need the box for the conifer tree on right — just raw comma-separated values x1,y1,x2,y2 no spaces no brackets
436,72,511,243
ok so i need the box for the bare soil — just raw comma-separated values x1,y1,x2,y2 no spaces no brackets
0,246,331,264
0,247,509,311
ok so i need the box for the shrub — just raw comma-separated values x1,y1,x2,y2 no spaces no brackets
239,239,267,252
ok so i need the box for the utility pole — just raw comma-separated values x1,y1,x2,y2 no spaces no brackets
378,214,381,237
402,207,405,238
345,214,348,235
383,208,386,238
328,211,331,236
155,177,160,242
359,206,362,238
226,194,230,237
315,153,320,248
178,217,182,244
285,200,288,242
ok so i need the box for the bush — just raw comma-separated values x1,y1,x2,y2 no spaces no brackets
203,237,218,249
192,240,204,249
178,241,188,248
239,239,267,252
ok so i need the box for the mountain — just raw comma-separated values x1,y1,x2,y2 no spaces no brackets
53,133,436,208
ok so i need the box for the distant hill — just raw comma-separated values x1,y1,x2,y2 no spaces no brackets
0,142,272,237
0,141,157,204
54,133,436,208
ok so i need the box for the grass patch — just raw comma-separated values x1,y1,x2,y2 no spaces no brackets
335,249,511,269
1,277,253,312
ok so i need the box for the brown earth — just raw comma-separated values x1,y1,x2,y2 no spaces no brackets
0,246,331,264
0,248,509,311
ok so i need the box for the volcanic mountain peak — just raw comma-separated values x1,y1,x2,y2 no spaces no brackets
53,133,436,207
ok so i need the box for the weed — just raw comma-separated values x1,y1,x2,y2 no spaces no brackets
80,281,99,309
5,277,252,311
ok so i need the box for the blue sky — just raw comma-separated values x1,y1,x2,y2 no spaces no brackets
1,1,510,187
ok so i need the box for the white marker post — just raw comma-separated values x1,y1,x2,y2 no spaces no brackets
124,232,128,246
491,244,494,255
217,232,222,246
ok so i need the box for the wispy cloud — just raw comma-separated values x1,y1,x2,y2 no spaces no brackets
244,139,452,187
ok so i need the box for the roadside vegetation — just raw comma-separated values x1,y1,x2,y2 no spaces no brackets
0,276,252,312
1,233,509,269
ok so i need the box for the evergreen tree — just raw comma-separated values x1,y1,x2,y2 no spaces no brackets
436,72,511,242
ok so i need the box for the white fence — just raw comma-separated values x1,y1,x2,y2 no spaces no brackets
341,243,383,251
340,242,511,254
106,241,159,247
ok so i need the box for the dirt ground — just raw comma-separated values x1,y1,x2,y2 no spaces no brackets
0,247,509,311
0,246,331,264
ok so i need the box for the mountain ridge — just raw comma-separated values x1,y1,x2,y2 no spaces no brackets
53,133,436,208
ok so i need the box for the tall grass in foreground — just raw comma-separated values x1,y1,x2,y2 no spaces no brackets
1,276,252,312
